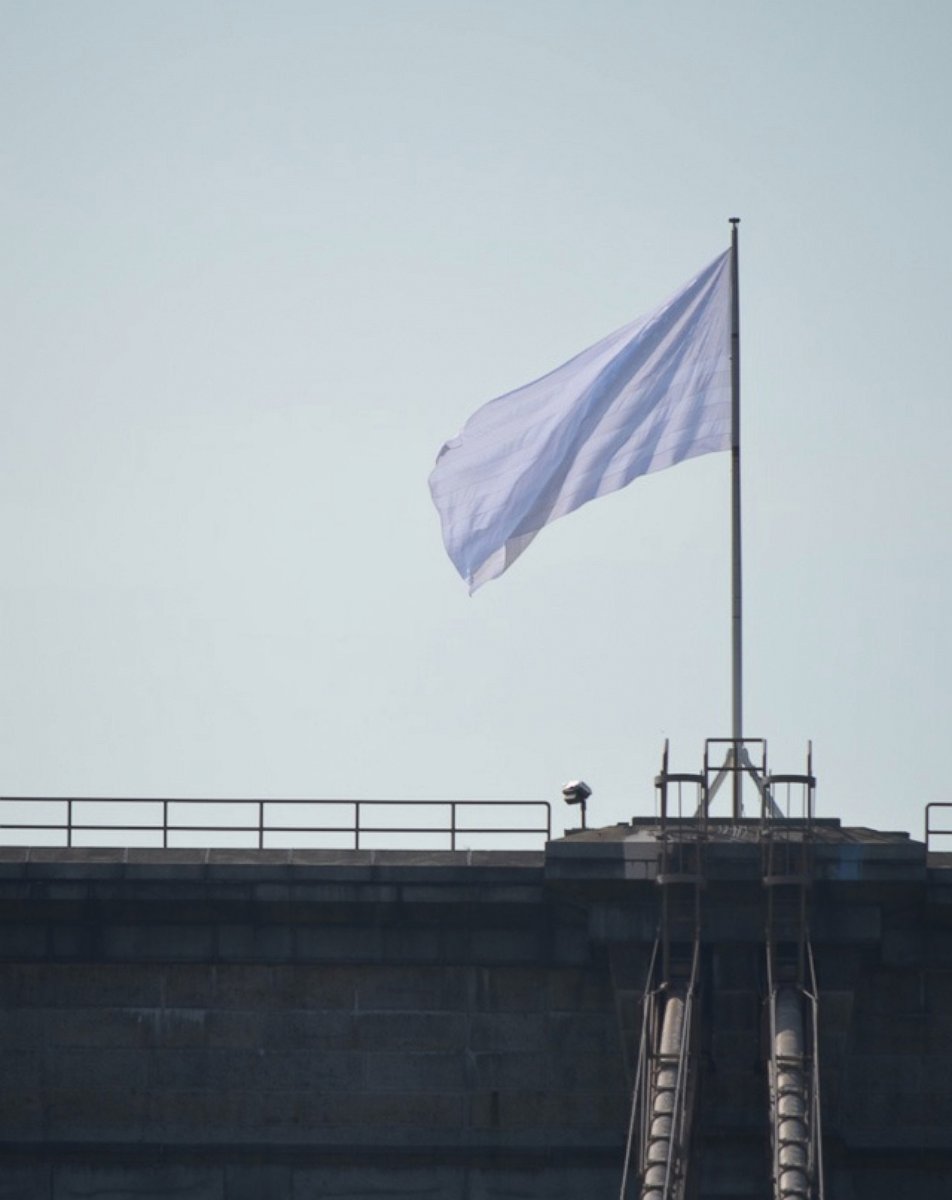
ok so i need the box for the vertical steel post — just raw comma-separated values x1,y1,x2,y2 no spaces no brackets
730,218,743,819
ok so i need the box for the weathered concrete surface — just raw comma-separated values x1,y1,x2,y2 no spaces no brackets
0,823,949,1198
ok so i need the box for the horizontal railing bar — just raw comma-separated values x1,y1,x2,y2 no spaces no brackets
0,820,549,830
0,798,552,848
0,797,551,807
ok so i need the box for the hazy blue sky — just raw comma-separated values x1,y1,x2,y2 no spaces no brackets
3,1,950,841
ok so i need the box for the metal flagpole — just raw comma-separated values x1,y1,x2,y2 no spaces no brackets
729,218,743,819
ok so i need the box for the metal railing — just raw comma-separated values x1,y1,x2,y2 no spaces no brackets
0,797,552,851
925,802,952,854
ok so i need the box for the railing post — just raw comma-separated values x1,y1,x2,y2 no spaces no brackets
66,798,72,848
355,801,360,850
258,800,265,849
450,801,456,851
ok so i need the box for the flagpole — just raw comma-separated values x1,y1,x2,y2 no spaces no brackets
729,218,743,819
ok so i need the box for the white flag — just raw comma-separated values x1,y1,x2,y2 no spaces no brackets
429,249,732,592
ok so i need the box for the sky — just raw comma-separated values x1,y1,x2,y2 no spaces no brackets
2,1,950,846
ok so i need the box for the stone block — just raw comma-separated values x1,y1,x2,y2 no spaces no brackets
0,1090,44,1139
146,1089,211,1140
495,1088,626,1130
818,988,854,1031
101,923,215,962
919,1053,952,1091
153,1046,362,1094
0,882,32,903
379,925,443,962
0,1007,42,1047
355,1010,468,1052
0,1165,51,1200
705,905,763,941
53,1164,223,1200
850,1009,924,1055
923,1013,952,1055
0,924,48,959
46,1046,148,1092
924,928,952,964
295,925,384,962
218,924,294,961
549,1051,626,1092
547,966,613,1012
291,1165,462,1199
149,1048,212,1090
287,882,363,904
471,1051,549,1091
471,965,546,1013
818,1030,849,1069
853,968,923,1016
297,1049,365,1093
363,1050,466,1092
44,883,89,902
547,1012,616,1057
491,1087,547,1131
354,964,452,1012
42,1005,159,1049
712,945,758,989
0,1043,43,1088
711,990,759,1030
469,1164,620,1200
470,1012,547,1053
156,1007,208,1047
813,903,882,942
270,963,357,1009
551,926,591,965
50,925,97,959
19,963,160,1008
468,1088,502,1129
252,883,292,903
307,1089,468,1130
924,968,952,1013
26,857,124,881
163,963,275,1009
844,1167,952,1200
399,884,474,905
813,944,869,988
46,1087,149,1139
587,901,657,941
203,1009,267,1049
882,926,925,965
712,1030,762,1070
265,1008,357,1050
223,1164,292,1200
842,1054,922,1130
700,1068,765,1126
608,942,655,990
919,1087,952,1123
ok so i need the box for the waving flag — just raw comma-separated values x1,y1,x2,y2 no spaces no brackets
429,249,732,592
